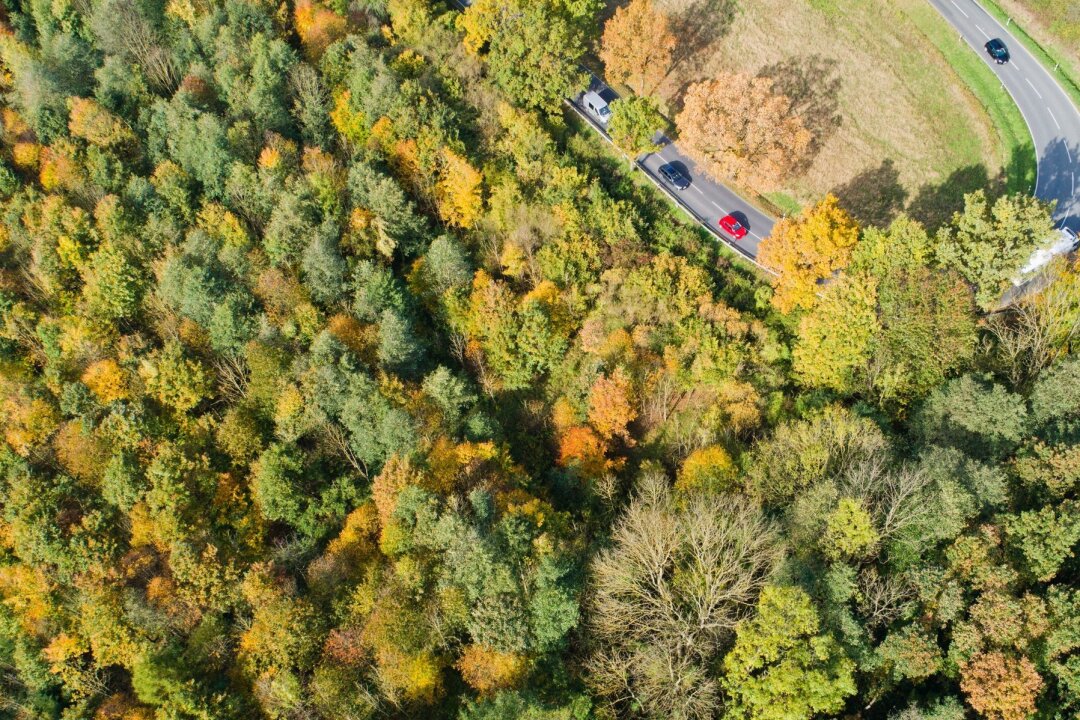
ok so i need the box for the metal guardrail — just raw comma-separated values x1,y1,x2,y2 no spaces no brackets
564,96,775,274
443,0,775,274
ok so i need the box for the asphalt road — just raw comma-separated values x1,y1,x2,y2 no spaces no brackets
573,77,776,264
928,0,1080,232
574,0,1080,264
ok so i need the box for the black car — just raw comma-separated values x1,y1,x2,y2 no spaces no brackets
658,163,690,190
985,38,1010,64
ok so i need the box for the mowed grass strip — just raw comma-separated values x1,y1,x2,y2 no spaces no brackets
903,0,1037,194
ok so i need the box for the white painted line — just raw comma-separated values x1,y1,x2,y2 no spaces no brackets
1048,107,1061,130
691,185,705,196
1025,78,1043,99
975,24,990,39
949,0,968,16
711,201,724,211
1067,145,1073,164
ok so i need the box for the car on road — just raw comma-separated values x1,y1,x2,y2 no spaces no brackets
985,38,1010,64
658,163,690,190
719,214,748,240
583,91,612,126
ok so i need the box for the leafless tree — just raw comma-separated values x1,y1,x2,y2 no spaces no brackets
842,457,934,544
856,567,916,630
986,259,1080,388
92,0,180,92
586,470,782,719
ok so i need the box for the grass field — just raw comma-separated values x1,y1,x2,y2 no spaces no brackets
642,0,1032,228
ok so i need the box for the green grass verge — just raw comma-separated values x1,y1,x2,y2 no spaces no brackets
764,192,803,217
905,1,1037,195
973,0,1080,111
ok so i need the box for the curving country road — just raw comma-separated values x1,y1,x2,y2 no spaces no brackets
574,0,1080,264
929,0,1080,232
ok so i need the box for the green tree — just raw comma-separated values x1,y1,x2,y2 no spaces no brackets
463,0,588,114
914,375,1028,460
936,191,1055,310
722,585,856,720
607,96,664,158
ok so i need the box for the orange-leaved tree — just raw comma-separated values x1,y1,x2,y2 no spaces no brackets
757,194,860,314
960,652,1043,720
599,0,676,96
675,72,812,191
587,367,637,443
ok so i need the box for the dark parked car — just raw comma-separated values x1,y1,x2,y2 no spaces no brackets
719,214,748,240
658,163,690,190
985,38,1010,64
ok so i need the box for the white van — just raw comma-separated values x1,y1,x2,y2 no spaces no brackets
583,91,612,126
1012,227,1079,286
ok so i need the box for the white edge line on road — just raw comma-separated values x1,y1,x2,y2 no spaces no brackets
1025,78,1043,98
950,0,968,16
943,9,1041,196
1048,107,1061,130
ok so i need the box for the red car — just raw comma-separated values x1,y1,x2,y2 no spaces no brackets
719,214,748,240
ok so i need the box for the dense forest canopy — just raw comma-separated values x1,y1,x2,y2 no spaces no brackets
0,0,1077,719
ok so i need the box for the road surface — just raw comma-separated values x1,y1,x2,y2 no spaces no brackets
572,0,1080,265
571,77,776,265
928,0,1080,232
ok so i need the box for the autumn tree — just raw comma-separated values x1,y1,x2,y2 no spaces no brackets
960,652,1043,720
757,194,860,313
587,367,636,443
675,73,812,190
793,273,878,394
436,149,484,229
599,0,675,95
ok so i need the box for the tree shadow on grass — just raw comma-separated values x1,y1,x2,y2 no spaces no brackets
832,159,908,229
907,164,999,233
662,0,739,108
906,141,1036,233
757,54,843,172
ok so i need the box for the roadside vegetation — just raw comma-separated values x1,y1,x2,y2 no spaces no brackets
977,0,1080,110
601,0,1032,224
0,0,1077,719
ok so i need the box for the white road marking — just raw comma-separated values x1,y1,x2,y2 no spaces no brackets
975,24,990,39
1067,145,1073,163
949,0,968,16
691,185,705,196
1048,107,1061,130
1025,78,1043,99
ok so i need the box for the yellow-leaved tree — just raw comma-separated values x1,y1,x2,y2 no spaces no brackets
793,273,879,393
757,194,860,313
436,149,484,229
